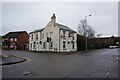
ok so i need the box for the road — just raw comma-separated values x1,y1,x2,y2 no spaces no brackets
2,48,119,78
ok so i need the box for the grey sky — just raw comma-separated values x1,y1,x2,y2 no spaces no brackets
2,2,118,37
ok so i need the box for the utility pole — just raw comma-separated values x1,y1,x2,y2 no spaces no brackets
85,15,92,51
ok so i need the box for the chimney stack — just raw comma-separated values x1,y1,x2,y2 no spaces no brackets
51,14,56,25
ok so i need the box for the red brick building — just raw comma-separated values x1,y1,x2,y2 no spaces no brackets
2,31,29,50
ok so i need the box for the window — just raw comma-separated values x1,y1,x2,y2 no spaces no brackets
5,38,8,40
72,37,74,40
68,41,70,44
46,33,48,37
31,35,33,41
63,30,66,34
15,38,17,41
72,42,75,50
63,41,66,50
69,32,71,37
62,30,66,39
50,42,53,49
30,43,32,49
69,32,74,38
42,34,44,38
39,41,42,44
43,42,46,49
2,39,4,41
36,33,38,40
10,38,13,41
33,41,36,49
40,32,42,40
47,37,51,42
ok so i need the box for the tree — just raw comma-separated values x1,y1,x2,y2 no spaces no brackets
96,33,102,48
78,19,96,50
78,19,95,38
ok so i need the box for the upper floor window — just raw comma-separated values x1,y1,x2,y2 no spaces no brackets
5,38,8,40
69,32,71,37
15,38,17,41
72,37,74,40
2,39,4,41
69,32,74,37
36,33,38,40
42,34,44,38
63,30,66,35
31,35,33,41
62,30,66,39
40,32,42,40
46,33,48,37
10,38,13,41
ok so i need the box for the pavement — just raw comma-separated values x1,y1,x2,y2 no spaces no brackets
0,54,27,66
1,48,119,78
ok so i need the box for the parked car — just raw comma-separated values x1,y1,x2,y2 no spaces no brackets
109,46,118,49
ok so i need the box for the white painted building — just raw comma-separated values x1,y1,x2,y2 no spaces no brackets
29,14,77,52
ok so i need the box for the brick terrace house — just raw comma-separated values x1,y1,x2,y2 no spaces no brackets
2,31,29,50
0,36,2,49
88,36,120,49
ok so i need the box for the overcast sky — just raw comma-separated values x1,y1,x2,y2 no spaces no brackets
2,2,118,37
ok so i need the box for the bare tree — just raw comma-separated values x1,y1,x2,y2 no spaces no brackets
78,19,95,38
96,33,102,38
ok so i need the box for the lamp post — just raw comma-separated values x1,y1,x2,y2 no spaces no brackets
85,15,91,51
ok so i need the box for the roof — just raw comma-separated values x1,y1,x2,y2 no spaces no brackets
56,23,76,32
29,28,44,34
29,23,76,34
3,31,27,38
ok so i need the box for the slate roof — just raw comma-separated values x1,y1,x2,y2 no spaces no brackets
3,31,27,38
55,23,76,32
29,28,44,34
29,23,76,34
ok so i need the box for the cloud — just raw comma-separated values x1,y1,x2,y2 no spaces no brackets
2,2,118,37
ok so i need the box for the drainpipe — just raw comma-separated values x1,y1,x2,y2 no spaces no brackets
59,29,60,52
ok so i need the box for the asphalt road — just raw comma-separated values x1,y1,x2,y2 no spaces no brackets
2,48,119,78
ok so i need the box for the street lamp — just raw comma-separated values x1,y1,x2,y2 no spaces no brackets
85,15,92,51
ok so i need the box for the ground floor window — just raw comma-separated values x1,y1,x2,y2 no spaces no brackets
50,42,53,49
72,42,75,50
33,41,36,49
43,42,46,49
30,43,32,49
63,41,66,50
39,41,42,44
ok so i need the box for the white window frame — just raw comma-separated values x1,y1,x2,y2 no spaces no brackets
63,41,66,50
15,38,17,41
10,38,13,41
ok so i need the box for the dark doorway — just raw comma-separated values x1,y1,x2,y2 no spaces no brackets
24,45,26,50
